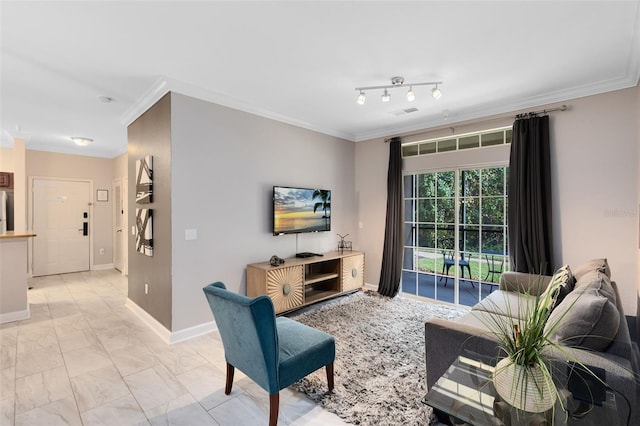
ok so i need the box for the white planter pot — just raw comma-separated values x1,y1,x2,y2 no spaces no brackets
493,357,557,413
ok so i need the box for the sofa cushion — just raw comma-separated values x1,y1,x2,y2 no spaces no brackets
474,290,538,321
572,258,611,281
540,265,575,311
544,287,620,351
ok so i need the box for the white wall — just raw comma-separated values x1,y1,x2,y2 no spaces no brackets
170,93,357,331
355,87,639,316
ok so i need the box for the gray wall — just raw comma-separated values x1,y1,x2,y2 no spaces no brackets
127,93,173,330
355,87,639,316
170,93,357,331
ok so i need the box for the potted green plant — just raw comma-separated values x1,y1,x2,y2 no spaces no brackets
476,272,575,414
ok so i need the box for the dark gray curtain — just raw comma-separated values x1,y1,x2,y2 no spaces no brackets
507,115,553,275
378,137,403,297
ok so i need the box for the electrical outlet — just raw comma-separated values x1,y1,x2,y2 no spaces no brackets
144,283,149,294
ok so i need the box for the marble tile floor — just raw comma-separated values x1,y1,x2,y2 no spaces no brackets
0,270,347,426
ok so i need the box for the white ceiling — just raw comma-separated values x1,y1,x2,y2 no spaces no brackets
2,1,639,159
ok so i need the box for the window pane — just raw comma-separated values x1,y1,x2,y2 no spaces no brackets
462,225,479,252
417,173,436,197
481,131,504,147
404,200,415,222
482,227,505,253
506,129,513,145
403,248,415,270
418,224,435,248
482,168,505,196
459,135,479,150
482,198,504,225
403,175,414,198
460,169,480,196
403,144,419,157
404,223,416,246
460,198,479,224
437,198,455,224
436,171,455,197
419,141,437,154
417,249,437,274
437,227,454,248
438,139,456,152
418,199,435,222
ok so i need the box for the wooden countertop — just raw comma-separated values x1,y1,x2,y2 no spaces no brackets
0,231,37,239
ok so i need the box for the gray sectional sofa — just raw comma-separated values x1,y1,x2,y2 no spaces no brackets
424,258,640,424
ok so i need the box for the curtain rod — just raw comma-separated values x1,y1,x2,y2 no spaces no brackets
384,104,569,142
515,104,567,119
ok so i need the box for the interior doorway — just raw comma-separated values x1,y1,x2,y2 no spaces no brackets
113,177,128,275
31,178,92,276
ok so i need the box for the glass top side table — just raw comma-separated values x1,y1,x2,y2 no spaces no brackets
423,356,620,426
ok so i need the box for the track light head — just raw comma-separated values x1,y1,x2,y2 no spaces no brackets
381,89,390,102
406,87,415,102
357,91,366,105
431,85,442,100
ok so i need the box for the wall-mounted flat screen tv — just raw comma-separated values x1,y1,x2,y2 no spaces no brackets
273,186,331,236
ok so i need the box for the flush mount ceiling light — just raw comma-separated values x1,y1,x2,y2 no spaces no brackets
71,137,93,146
355,76,442,105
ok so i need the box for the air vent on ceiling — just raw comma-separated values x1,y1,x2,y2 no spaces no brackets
390,107,419,116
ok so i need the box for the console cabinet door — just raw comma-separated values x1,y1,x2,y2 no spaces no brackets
266,266,304,313
342,254,364,292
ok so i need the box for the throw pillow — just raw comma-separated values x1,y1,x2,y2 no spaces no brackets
574,273,617,306
540,265,575,311
544,288,620,351
572,258,611,281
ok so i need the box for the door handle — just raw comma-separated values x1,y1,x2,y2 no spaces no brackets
116,229,122,233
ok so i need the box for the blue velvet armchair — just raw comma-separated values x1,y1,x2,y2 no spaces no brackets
202,282,335,425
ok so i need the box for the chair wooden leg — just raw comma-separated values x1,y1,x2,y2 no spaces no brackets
326,362,334,392
225,363,234,395
269,393,279,426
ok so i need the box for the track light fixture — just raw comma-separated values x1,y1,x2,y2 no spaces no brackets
355,76,442,105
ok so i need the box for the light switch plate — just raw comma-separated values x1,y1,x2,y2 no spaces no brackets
185,228,197,240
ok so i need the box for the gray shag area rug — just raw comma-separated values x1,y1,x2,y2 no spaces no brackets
288,291,467,426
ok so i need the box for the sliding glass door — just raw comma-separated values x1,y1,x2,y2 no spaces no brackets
402,167,509,306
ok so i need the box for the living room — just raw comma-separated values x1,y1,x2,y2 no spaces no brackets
2,2,640,425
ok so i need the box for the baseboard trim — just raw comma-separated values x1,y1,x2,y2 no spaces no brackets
364,282,377,291
170,320,217,344
125,298,217,345
126,298,171,344
0,308,30,324
92,263,115,271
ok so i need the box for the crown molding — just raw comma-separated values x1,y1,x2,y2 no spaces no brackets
122,76,356,142
352,74,640,142
119,77,170,127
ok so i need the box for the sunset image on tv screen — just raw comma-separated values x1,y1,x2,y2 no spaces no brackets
273,187,331,235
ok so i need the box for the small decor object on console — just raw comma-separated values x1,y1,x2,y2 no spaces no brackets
337,234,352,253
269,255,285,266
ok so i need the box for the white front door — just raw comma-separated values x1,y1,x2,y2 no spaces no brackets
32,178,91,276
